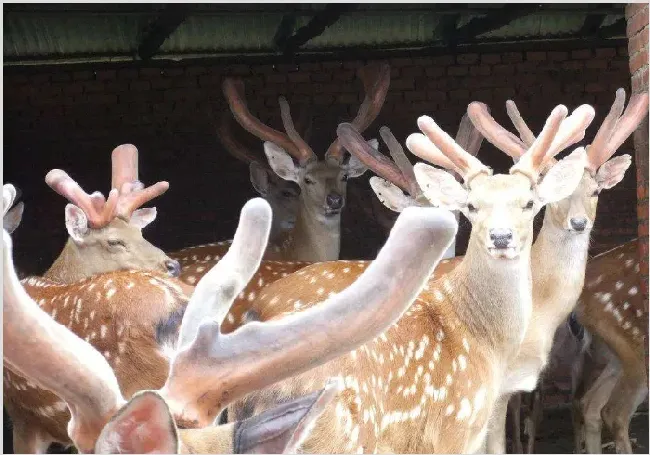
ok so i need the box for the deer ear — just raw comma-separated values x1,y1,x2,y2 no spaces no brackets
249,162,270,196
4,202,24,234
233,383,339,454
369,177,418,212
536,147,587,205
65,204,89,243
413,163,468,211
263,142,301,183
130,208,157,230
595,154,632,190
95,391,179,454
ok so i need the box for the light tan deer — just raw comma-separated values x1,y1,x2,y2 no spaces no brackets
223,104,590,453
571,238,647,454
4,194,460,453
462,89,648,453
168,114,302,276
43,144,180,282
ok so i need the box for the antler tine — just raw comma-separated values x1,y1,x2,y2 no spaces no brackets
222,78,304,159
505,100,536,148
511,104,568,180
591,90,649,171
547,104,596,158
161,205,458,427
176,198,272,351
115,180,170,220
2,230,125,453
406,133,460,174
3,183,17,216
416,115,491,184
455,112,485,158
379,126,421,198
111,144,139,192
45,169,119,228
336,123,411,194
326,63,391,162
587,88,627,170
217,114,269,168
467,102,528,160
279,96,316,165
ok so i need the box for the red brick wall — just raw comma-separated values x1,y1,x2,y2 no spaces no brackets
3,45,638,276
626,2,650,305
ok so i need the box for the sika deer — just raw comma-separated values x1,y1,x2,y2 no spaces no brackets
466,90,648,453
168,114,301,275
43,144,180,282
220,63,389,262
224,105,588,453
571,239,647,454
4,194,460,453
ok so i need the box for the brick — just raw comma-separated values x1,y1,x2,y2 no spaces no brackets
117,68,138,80
547,51,568,61
571,49,593,59
629,28,650,55
469,65,491,76
526,51,547,61
457,53,479,65
333,69,355,81
104,80,130,93
426,90,447,102
313,94,334,105
448,66,469,76
298,62,322,72
585,59,608,70
198,74,222,88
401,66,424,79
630,48,649,75
162,67,184,77
481,53,501,64
632,66,649,91
336,93,359,104
449,89,470,100
62,84,83,96
250,64,274,75
321,61,343,70
411,57,434,67
391,78,415,90
627,2,647,19
140,67,164,78
425,66,445,78
390,57,413,67
130,80,151,91
84,81,105,93
404,91,427,102
49,72,71,83
93,69,115,81
171,77,198,88
86,93,118,105
73,70,94,81
618,46,629,57
627,6,649,36
494,87,516,99
561,60,585,71
431,55,454,66
310,73,332,82
501,52,523,63
492,64,515,76
185,66,207,77
151,77,174,90
265,73,287,84
287,72,311,83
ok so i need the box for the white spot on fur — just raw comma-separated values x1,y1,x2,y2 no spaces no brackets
456,398,472,420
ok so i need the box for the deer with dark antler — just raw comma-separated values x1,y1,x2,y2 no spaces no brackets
43,144,180,282
463,89,648,454
220,102,589,452
3,191,460,453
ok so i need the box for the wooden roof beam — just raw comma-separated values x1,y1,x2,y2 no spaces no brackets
137,4,191,61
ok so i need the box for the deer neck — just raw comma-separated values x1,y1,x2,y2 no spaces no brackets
448,232,534,357
530,210,590,324
280,204,340,262
44,239,89,283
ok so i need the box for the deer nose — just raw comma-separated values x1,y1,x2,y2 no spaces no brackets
489,228,513,249
165,259,181,277
570,217,588,231
326,193,344,210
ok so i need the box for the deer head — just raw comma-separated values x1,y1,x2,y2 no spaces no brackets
43,145,180,282
3,183,24,234
3,193,458,453
217,114,301,237
473,89,648,235
222,64,389,242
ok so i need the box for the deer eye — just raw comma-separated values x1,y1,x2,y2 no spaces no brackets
591,190,600,197
524,200,534,210
467,203,478,213
281,190,295,198
304,176,315,185
107,239,126,248
341,173,349,182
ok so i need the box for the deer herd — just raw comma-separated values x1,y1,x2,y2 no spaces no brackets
2,62,649,454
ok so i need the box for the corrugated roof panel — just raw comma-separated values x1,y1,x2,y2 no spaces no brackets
3,13,143,57
480,13,587,39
